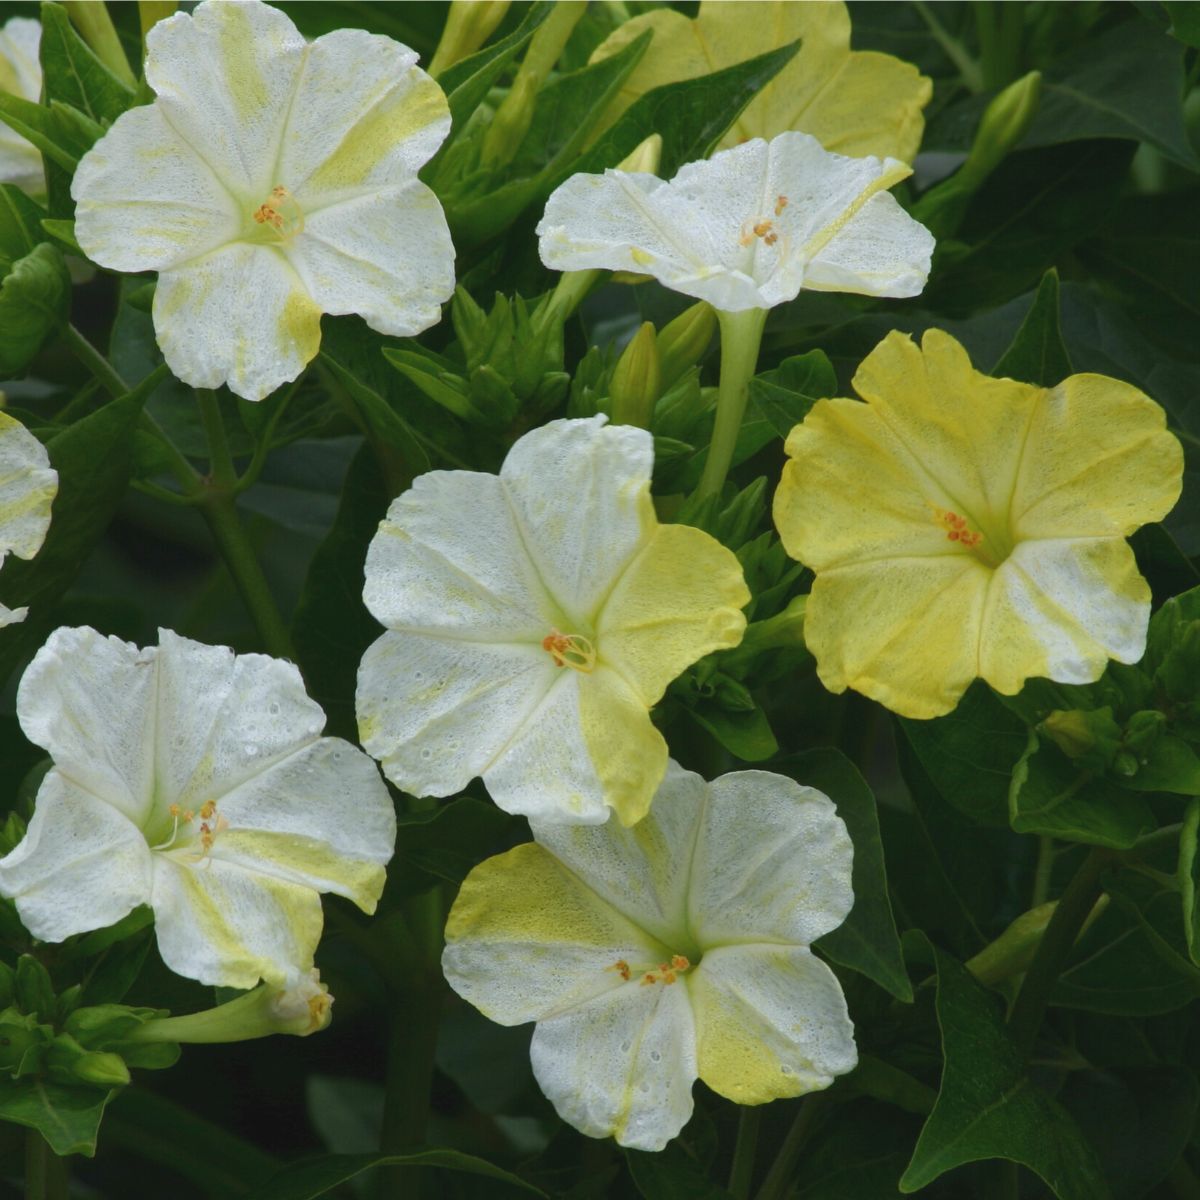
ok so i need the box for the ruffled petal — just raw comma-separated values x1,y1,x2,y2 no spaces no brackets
775,396,957,571
805,555,990,719
286,182,453,337
150,853,323,988
980,538,1151,695
356,630,553,798
531,979,697,1151
362,469,551,639
0,411,56,559
208,737,395,913
484,666,667,826
687,771,853,948
16,627,158,825
530,761,707,950
0,772,152,942
71,104,241,272
499,417,655,625
153,241,321,401
800,190,934,299
690,944,856,1104
1012,374,1183,539
282,28,449,201
598,523,748,705
143,0,306,199
443,842,666,1025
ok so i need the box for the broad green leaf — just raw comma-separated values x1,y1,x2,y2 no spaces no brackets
899,935,1109,1198
1059,1065,1199,1199
900,682,1026,829
434,1005,534,1117
291,441,388,742
1181,798,1200,965
1129,524,1200,607
0,241,70,374
393,796,516,898
1163,1,1200,47
1056,874,1200,1015
748,350,838,439
685,701,778,762
626,1142,732,1200
991,268,1072,386
794,1100,922,1199
0,92,101,173
0,384,152,685
1009,732,1156,849
248,1149,546,1199
0,184,47,270
38,2,136,126
0,1075,112,1156
779,748,912,1002
576,39,801,181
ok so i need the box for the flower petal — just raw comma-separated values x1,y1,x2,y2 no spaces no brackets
362,469,551,639
17,627,158,824
690,944,856,1104
150,853,323,988
484,666,667,826
499,417,655,625
143,0,306,198
687,771,853,947
531,979,697,1151
805,555,990,719
0,17,44,191
153,242,321,401
1012,373,1183,539
210,737,395,913
286,182,453,337
71,104,240,272
0,771,152,942
0,411,55,559
282,28,449,199
356,630,552,798
775,396,957,570
530,760,707,950
443,842,665,1025
598,523,748,704
801,190,934,298
980,538,1151,695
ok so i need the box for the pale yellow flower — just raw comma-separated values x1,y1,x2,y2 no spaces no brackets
774,329,1184,719
590,0,930,162
0,411,57,628
0,17,43,194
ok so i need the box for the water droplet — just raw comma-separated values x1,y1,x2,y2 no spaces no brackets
268,701,280,715
649,1050,661,1063
421,748,432,760
780,1065,793,1075
244,742,258,756
638,1082,649,1094
620,1041,631,1053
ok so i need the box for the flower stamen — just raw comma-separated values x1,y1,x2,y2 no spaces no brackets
541,629,597,673
252,185,304,240
933,506,983,550
640,954,691,986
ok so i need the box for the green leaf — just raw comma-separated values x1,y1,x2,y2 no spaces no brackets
0,185,48,271
1130,523,1200,607
899,935,1108,1198
991,269,1073,386
0,1075,113,1156
1009,732,1156,848
794,1100,922,1199
685,701,778,762
1163,0,1200,47
1178,797,1200,965
0,241,70,374
900,682,1027,829
249,1149,547,1199
38,217,82,257
291,441,388,741
748,350,838,439
576,39,801,180
0,92,101,173
394,796,516,897
784,748,912,1002
0,384,151,685
38,2,136,126
626,1141,732,1200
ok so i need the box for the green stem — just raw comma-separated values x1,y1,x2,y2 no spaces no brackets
24,1130,68,1200
695,308,768,502
912,0,984,93
196,389,236,487
729,1107,761,1200
1031,835,1055,907
63,322,128,398
754,1094,825,1200
1007,847,1111,1059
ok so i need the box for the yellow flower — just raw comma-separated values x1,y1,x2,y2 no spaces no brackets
590,0,931,162
773,329,1184,719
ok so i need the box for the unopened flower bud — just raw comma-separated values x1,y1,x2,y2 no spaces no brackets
658,302,716,388
610,322,661,429
70,1050,131,1088
617,133,663,176
1039,706,1121,772
428,1,511,77
960,71,1042,190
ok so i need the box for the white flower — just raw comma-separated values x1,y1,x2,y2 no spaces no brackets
356,416,749,827
537,130,934,312
0,17,43,194
70,0,456,402
443,762,858,1150
0,411,57,628
0,627,397,989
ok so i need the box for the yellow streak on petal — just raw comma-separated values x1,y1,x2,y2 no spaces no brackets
279,287,322,363
215,3,271,122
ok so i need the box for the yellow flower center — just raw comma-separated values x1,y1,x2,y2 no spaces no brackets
542,629,596,673
607,954,693,986
738,195,789,249
149,798,229,859
930,504,1012,569
251,185,304,241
